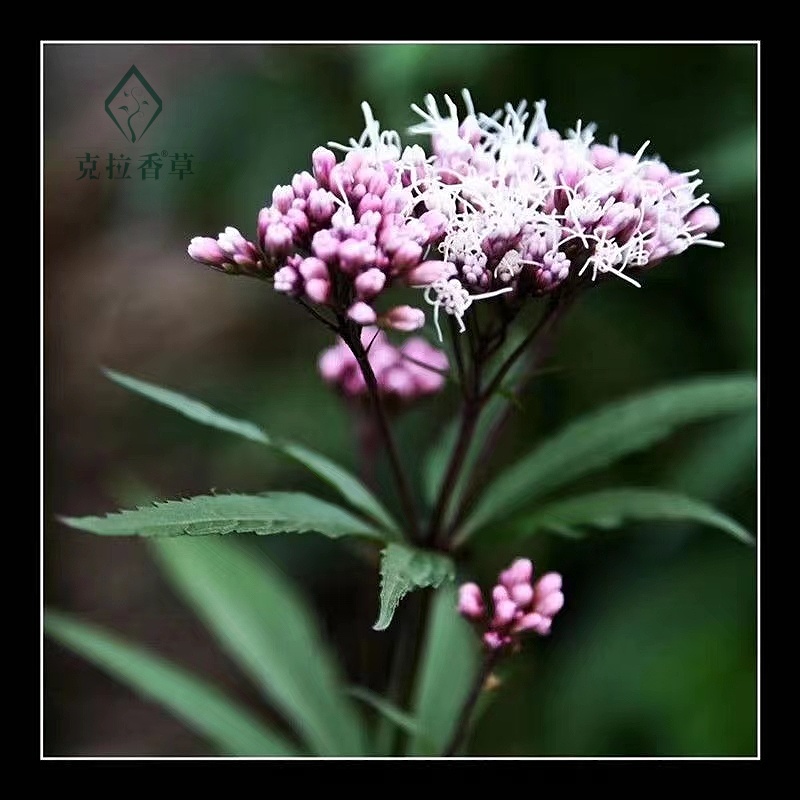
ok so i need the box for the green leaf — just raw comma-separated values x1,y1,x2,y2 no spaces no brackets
44,610,298,756
406,584,480,755
104,369,400,536
61,492,385,541
373,543,455,631
460,375,756,540
504,488,754,545
151,536,366,756
347,686,421,741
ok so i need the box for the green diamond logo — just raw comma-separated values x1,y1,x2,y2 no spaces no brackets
104,65,162,144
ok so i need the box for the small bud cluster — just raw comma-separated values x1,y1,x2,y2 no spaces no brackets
458,558,564,651
318,327,448,403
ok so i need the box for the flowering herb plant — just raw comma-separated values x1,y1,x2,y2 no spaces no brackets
46,90,754,757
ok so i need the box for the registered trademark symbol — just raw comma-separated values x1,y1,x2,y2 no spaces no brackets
161,150,168,157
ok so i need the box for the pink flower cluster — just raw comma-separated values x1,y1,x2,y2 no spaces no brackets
410,92,723,320
188,104,453,333
458,558,564,651
188,92,723,343
319,327,448,403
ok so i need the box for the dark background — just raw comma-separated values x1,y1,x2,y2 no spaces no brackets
44,43,757,756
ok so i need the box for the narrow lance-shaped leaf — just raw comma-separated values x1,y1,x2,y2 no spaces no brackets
373,543,455,631
151,536,367,756
60,492,385,541
347,686,422,742
499,488,754,545
407,584,480,756
103,369,400,536
44,610,299,756
461,375,756,539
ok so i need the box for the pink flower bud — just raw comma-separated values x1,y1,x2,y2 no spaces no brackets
338,239,377,274
535,572,562,598
536,129,562,151
510,583,534,607
404,260,457,285
500,558,533,588
494,599,517,626
381,305,425,332
311,147,336,185
307,189,336,223
318,345,349,383
304,277,331,304
272,185,294,213
532,616,552,635
347,302,377,325
492,585,510,605
331,204,356,233
483,631,506,650
536,591,564,618
257,206,280,242
355,268,387,300
458,582,485,620
311,229,340,262
687,205,720,234
391,240,424,269
400,338,449,394
596,202,639,240
381,188,406,214
284,208,309,237
514,612,544,633
262,222,293,255
344,150,365,171
357,193,384,216
419,210,448,242
367,170,389,196
298,257,329,281
273,266,299,294
292,170,317,199
642,160,671,182
187,236,226,266
328,164,354,201
590,144,620,169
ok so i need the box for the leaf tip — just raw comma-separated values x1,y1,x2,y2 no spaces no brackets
372,615,391,632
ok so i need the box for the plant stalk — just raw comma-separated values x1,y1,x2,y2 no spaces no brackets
340,320,421,542
441,649,501,756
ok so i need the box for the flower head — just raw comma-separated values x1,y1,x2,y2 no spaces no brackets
318,327,449,405
188,91,721,343
458,558,564,652
407,92,722,316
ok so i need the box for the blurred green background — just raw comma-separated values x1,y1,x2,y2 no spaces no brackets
44,43,757,756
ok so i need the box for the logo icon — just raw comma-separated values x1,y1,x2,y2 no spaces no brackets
105,66,162,143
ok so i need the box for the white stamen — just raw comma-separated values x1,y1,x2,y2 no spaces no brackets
419,277,513,341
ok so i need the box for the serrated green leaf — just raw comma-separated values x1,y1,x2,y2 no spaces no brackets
461,375,756,540
151,536,366,756
61,492,385,541
104,369,400,536
503,488,753,545
406,584,480,755
44,610,299,756
373,544,455,631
